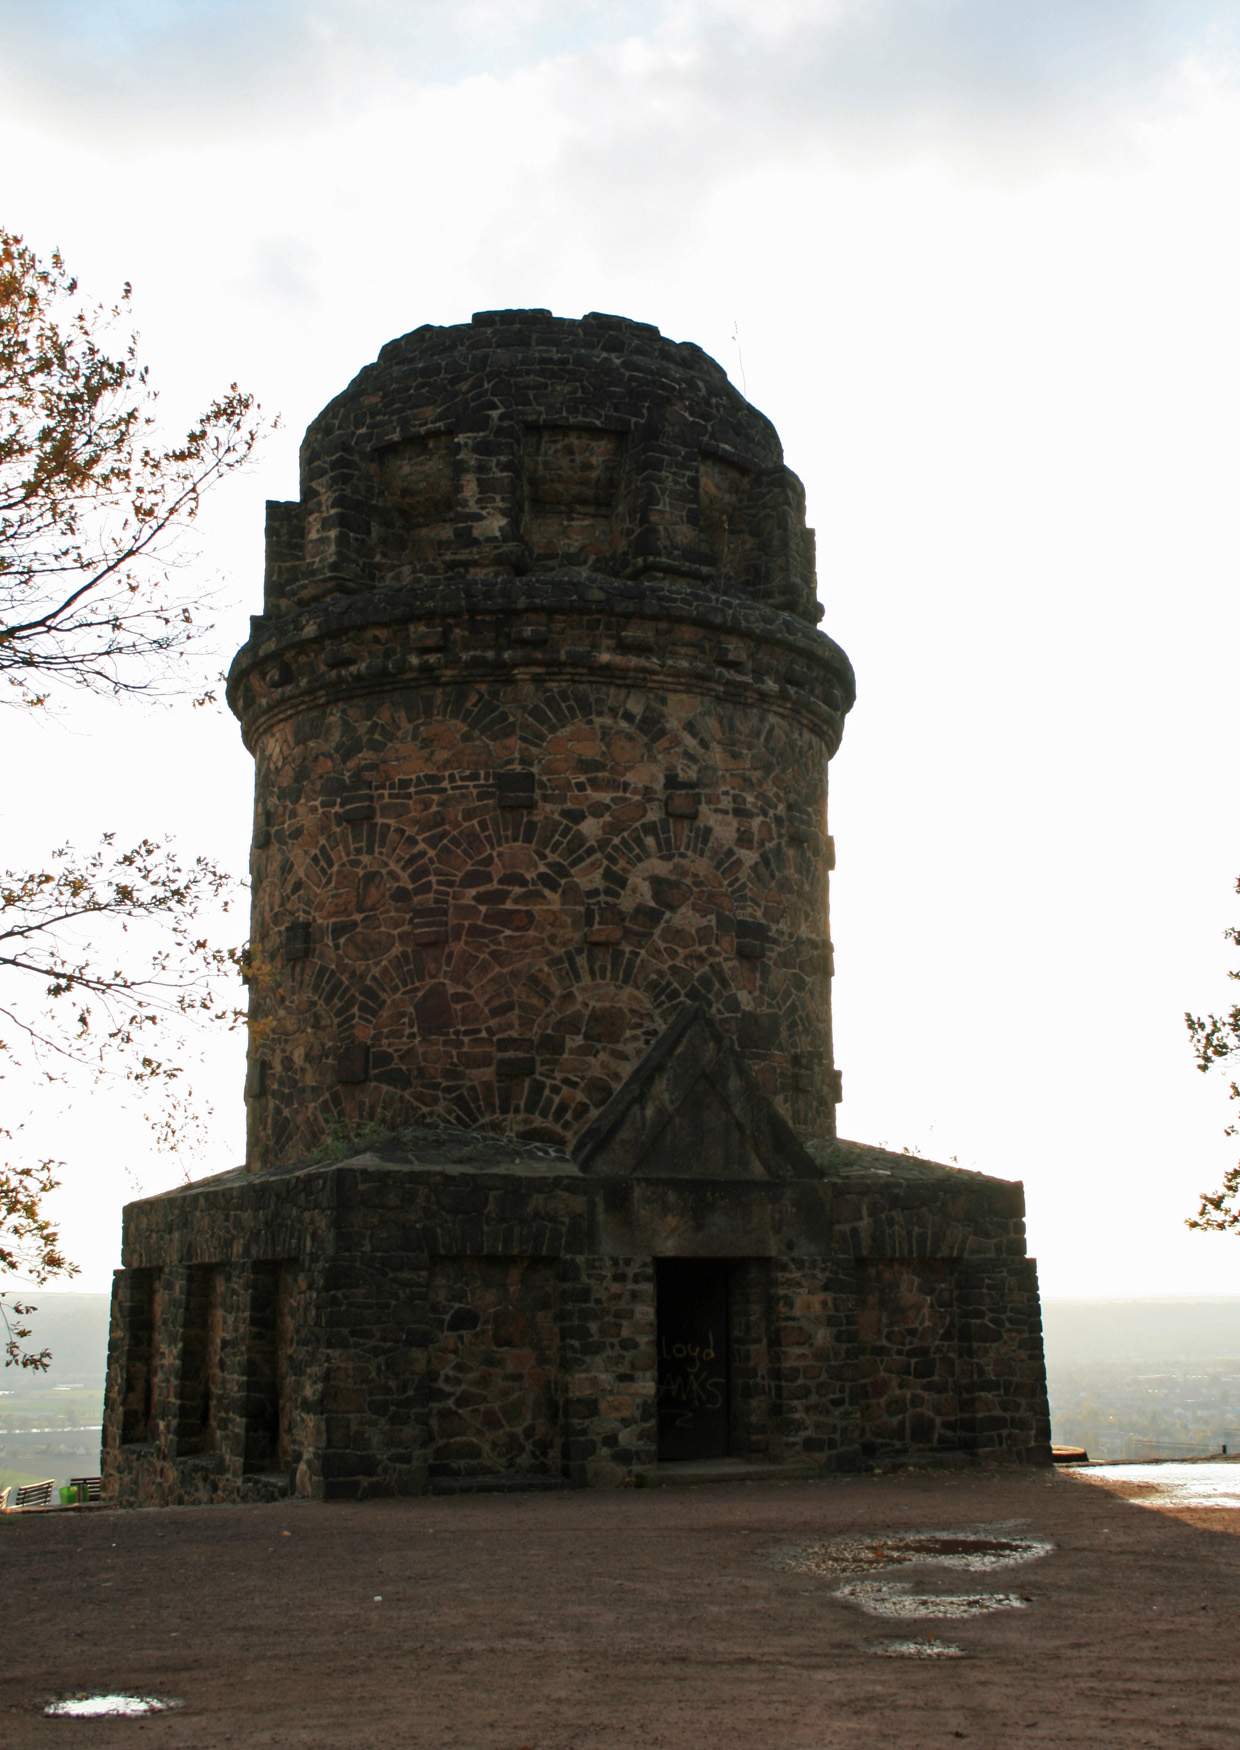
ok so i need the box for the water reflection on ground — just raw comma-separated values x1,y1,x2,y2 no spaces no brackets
835,1579,1031,1619
775,1525,1049,1628
44,1694,179,1718
777,1527,1052,1578
871,1637,967,1659
1078,1463,1240,1510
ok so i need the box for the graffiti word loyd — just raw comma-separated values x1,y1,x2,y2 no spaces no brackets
658,1331,717,1372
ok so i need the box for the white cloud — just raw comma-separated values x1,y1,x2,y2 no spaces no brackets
8,1,1237,166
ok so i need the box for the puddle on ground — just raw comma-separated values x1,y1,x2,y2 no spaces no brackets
835,1579,1031,1620
44,1694,180,1718
776,1525,1053,1578
1075,1463,1240,1512
871,1638,967,1659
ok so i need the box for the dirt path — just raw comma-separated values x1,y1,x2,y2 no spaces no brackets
2,1466,1235,1748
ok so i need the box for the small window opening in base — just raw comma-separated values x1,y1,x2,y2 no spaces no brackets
656,1259,731,1461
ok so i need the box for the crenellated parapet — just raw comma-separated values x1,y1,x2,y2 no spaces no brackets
256,310,819,623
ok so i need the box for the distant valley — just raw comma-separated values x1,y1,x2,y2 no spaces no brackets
0,1294,112,1490
1043,1296,1240,1460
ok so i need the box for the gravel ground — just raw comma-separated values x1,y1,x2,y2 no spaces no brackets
2,1464,1236,1748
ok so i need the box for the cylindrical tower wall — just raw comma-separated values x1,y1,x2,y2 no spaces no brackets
228,312,854,1168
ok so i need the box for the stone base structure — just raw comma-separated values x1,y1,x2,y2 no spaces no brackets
105,1013,1049,1503
103,312,1050,1504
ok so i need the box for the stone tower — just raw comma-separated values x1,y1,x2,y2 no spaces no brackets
103,313,1050,1504
238,310,847,1165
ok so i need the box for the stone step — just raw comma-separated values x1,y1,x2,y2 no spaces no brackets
648,1457,824,1488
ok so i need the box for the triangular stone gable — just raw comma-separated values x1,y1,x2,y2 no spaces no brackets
572,1005,818,1180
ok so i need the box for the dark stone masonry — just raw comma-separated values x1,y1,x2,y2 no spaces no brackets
103,311,1051,1503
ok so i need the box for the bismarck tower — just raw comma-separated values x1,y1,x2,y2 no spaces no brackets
104,312,1050,1503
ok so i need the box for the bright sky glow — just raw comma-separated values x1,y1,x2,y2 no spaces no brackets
3,0,1238,1298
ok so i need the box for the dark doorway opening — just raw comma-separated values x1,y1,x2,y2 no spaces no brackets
656,1259,731,1461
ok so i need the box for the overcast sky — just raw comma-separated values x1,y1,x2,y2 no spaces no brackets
3,0,1239,1300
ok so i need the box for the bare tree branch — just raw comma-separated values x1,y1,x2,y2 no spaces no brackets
0,229,267,708
0,229,264,1362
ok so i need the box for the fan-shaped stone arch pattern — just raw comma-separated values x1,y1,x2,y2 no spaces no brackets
243,671,839,1164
